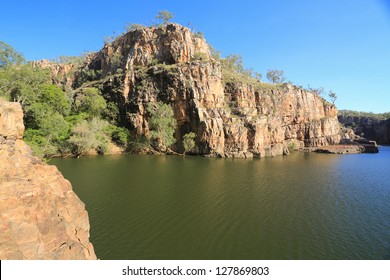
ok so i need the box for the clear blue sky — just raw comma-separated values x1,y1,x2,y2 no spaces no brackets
1,0,389,113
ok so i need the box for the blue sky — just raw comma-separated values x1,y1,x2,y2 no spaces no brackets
1,0,389,113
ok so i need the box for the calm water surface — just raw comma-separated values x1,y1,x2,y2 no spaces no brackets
51,147,390,259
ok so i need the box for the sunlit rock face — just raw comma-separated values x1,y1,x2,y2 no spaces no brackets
0,101,96,259
41,23,342,158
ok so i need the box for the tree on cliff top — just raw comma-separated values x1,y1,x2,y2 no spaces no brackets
147,101,177,152
266,69,286,84
156,10,174,25
307,85,325,97
220,54,262,86
0,41,25,68
328,90,337,104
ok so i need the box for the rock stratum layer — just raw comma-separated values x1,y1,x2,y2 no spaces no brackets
43,23,342,157
0,101,96,259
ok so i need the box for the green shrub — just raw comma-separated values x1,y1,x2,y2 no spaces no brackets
192,52,208,61
24,129,58,158
106,125,131,146
68,118,110,155
287,142,298,152
125,23,146,32
147,101,177,151
193,31,204,39
128,134,150,153
209,44,221,60
220,54,265,87
74,87,107,117
102,102,120,124
182,132,196,154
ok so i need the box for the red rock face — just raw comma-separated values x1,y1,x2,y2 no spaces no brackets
32,59,76,90
85,24,341,157
96,23,210,72
38,23,342,158
0,101,96,259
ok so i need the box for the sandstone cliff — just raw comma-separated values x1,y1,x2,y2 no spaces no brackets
0,101,96,259
32,59,76,91
43,23,342,158
338,114,390,145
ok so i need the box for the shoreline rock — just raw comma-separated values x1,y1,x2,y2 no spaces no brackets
0,101,96,260
314,144,379,154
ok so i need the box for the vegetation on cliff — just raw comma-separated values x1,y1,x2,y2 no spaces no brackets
0,101,96,259
338,110,390,144
182,132,196,155
0,41,130,157
147,102,177,152
338,110,390,120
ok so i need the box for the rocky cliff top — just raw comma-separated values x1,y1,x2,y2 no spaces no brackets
0,101,96,259
97,23,210,70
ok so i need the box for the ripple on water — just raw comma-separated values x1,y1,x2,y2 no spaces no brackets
51,149,390,259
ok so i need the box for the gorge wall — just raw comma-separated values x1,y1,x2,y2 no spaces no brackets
338,115,390,145
42,23,342,157
0,101,96,259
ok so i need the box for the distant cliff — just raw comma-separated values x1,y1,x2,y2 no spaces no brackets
0,101,96,259
338,112,390,145
38,23,342,158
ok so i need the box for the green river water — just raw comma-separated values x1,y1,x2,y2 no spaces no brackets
51,146,390,260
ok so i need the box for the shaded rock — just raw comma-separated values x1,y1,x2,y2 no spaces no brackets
314,144,378,154
361,144,379,153
338,114,390,145
314,145,364,154
0,101,96,260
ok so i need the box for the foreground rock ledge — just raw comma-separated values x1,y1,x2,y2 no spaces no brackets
0,101,96,260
